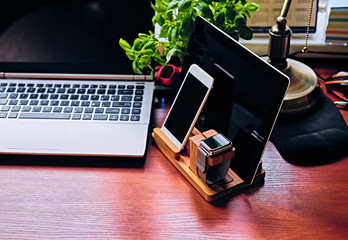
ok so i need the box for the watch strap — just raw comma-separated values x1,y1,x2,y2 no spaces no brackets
196,146,208,183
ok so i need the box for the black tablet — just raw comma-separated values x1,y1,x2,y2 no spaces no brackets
181,16,289,184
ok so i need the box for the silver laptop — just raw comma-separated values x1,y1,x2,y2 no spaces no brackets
0,1,155,157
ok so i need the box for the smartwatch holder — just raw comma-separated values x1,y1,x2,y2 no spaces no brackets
152,127,265,202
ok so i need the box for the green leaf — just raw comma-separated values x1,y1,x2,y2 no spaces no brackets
141,49,154,55
166,48,177,62
181,17,195,38
179,0,192,12
238,26,253,40
235,15,246,26
201,5,213,20
132,61,142,75
246,3,260,12
215,12,225,27
167,0,179,10
125,51,135,60
138,33,149,40
170,27,178,43
139,55,151,67
132,38,142,51
119,38,131,51
226,6,237,20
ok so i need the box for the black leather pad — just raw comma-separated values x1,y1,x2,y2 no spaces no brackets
271,96,348,165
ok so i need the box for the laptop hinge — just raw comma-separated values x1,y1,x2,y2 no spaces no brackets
1,72,153,81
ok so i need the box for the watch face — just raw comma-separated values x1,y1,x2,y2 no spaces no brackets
201,134,231,154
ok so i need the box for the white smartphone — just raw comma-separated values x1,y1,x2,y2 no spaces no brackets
161,64,214,151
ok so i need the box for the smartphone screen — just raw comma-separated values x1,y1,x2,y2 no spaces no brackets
161,64,214,150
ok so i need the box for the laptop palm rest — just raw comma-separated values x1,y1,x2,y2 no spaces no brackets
0,121,148,157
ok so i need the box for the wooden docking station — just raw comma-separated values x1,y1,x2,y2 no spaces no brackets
152,127,265,202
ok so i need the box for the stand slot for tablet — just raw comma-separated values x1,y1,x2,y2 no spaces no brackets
152,127,265,202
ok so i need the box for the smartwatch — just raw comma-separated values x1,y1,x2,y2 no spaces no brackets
196,133,232,184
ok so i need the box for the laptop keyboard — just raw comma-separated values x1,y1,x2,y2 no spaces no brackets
0,81,145,121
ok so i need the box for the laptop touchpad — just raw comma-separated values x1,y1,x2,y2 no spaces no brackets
8,123,65,150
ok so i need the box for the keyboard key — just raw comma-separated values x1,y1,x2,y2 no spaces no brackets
91,95,99,101
101,102,111,107
100,95,109,101
43,107,52,112
105,108,119,114
47,88,56,93
77,89,86,94
0,99,8,105
84,108,93,113
53,107,63,113
112,102,131,107
109,115,118,121
11,106,21,112
74,107,83,113
71,101,80,106
134,96,143,102
8,112,18,118
9,93,18,99
32,106,42,112
40,100,49,106
118,90,133,95
95,108,104,114
93,114,108,120
50,94,59,99
60,94,69,99
67,89,76,94
135,90,144,95
120,115,129,121
132,109,141,114
111,96,120,101
121,96,132,101
63,107,73,113
72,113,82,120
19,113,71,120
107,89,116,94
121,108,130,114
50,100,59,106
60,101,69,106
20,100,29,105
97,89,106,94
0,112,7,118
1,106,10,111
37,88,46,93
29,100,39,105
81,101,90,107
19,94,29,99
83,114,92,120
22,106,31,112
27,88,36,93
80,95,89,100
131,115,140,121
91,101,100,107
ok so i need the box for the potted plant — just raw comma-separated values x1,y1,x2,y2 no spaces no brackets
119,0,259,76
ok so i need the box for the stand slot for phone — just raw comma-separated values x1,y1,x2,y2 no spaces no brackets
152,127,265,202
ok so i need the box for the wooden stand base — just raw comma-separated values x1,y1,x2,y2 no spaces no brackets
152,127,265,202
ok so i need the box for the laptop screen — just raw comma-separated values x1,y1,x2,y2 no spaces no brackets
0,0,154,74
181,16,289,184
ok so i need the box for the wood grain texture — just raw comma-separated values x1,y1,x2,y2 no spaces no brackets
0,65,347,239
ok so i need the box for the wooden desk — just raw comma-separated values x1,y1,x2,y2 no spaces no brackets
0,66,347,239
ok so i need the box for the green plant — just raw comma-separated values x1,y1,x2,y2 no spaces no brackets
119,0,259,76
